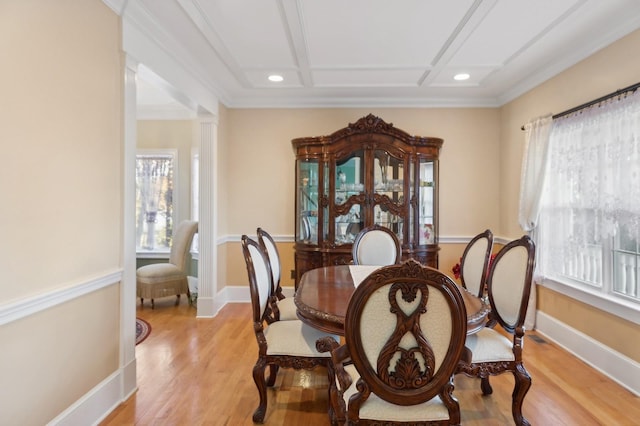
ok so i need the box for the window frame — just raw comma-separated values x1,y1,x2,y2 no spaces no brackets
538,204,640,325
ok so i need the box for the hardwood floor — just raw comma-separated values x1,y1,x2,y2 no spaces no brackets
101,299,640,425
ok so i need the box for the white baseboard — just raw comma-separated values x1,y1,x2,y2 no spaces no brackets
48,371,123,426
535,311,640,396
195,286,251,318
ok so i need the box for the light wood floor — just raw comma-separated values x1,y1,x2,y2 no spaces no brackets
101,298,639,425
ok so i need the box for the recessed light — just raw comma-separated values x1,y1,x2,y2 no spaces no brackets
268,74,284,82
454,73,470,81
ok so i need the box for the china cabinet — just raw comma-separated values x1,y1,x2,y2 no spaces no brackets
292,114,443,285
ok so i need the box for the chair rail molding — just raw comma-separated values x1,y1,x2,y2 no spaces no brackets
0,269,123,326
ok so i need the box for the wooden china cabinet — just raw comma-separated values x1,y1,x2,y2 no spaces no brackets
291,114,443,285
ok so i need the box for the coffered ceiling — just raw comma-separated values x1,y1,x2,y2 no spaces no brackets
108,0,640,114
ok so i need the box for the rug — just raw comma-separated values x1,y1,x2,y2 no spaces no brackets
136,318,151,345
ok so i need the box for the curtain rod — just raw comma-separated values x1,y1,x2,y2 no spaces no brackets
520,81,640,130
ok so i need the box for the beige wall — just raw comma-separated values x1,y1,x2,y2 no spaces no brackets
0,0,122,423
223,108,501,286
499,29,640,362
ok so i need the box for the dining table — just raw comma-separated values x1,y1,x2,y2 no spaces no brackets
294,264,490,336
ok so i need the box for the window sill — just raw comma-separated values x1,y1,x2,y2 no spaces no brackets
136,250,170,259
136,250,199,261
539,277,640,325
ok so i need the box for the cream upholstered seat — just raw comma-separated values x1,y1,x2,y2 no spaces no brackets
457,235,535,426
241,235,339,423
317,259,467,425
257,227,297,321
351,224,401,266
136,220,198,309
460,229,494,298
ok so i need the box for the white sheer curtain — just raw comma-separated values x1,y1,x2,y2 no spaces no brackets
538,90,640,281
518,114,553,330
519,115,553,231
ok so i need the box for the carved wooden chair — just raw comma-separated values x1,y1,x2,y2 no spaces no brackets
136,220,198,309
351,224,401,266
456,235,536,426
460,229,494,298
257,227,298,320
317,259,467,425
241,235,339,423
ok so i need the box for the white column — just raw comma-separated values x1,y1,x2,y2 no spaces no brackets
121,55,139,397
196,114,220,317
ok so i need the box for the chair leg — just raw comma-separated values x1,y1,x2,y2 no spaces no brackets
175,294,180,305
266,364,279,387
481,377,493,395
140,297,144,307
325,363,343,426
252,358,268,423
151,299,154,309
512,365,532,426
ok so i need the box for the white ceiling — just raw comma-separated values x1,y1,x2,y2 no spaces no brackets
125,0,640,116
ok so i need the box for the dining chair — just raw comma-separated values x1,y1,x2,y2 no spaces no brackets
456,235,536,426
317,259,467,425
136,220,198,309
241,235,339,423
460,229,494,298
257,227,298,320
351,224,401,266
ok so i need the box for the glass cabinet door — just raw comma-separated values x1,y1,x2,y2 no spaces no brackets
373,149,404,243
297,159,318,244
418,160,435,245
333,150,364,244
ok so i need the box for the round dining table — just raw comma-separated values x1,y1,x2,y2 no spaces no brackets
294,264,490,336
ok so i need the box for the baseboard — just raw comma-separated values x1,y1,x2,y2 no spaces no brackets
535,311,640,396
47,371,121,426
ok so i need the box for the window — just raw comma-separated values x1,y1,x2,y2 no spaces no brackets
135,150,177,252
537,90,640,319
613,224,639,298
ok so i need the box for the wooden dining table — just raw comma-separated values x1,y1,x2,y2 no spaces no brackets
294,264,490,336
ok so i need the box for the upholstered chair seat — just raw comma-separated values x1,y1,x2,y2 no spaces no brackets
464,328,515,362
137,220,198,309
264,320,333,357
339,364,451,422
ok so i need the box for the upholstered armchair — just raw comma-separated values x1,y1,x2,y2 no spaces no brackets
136,220,198,309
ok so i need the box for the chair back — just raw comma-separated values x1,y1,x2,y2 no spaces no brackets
169,220,198,271
487,235,535,332
242,235,274,324
345,259,466,411
460,229,494,298
257,228,281,296
352,225,401,266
